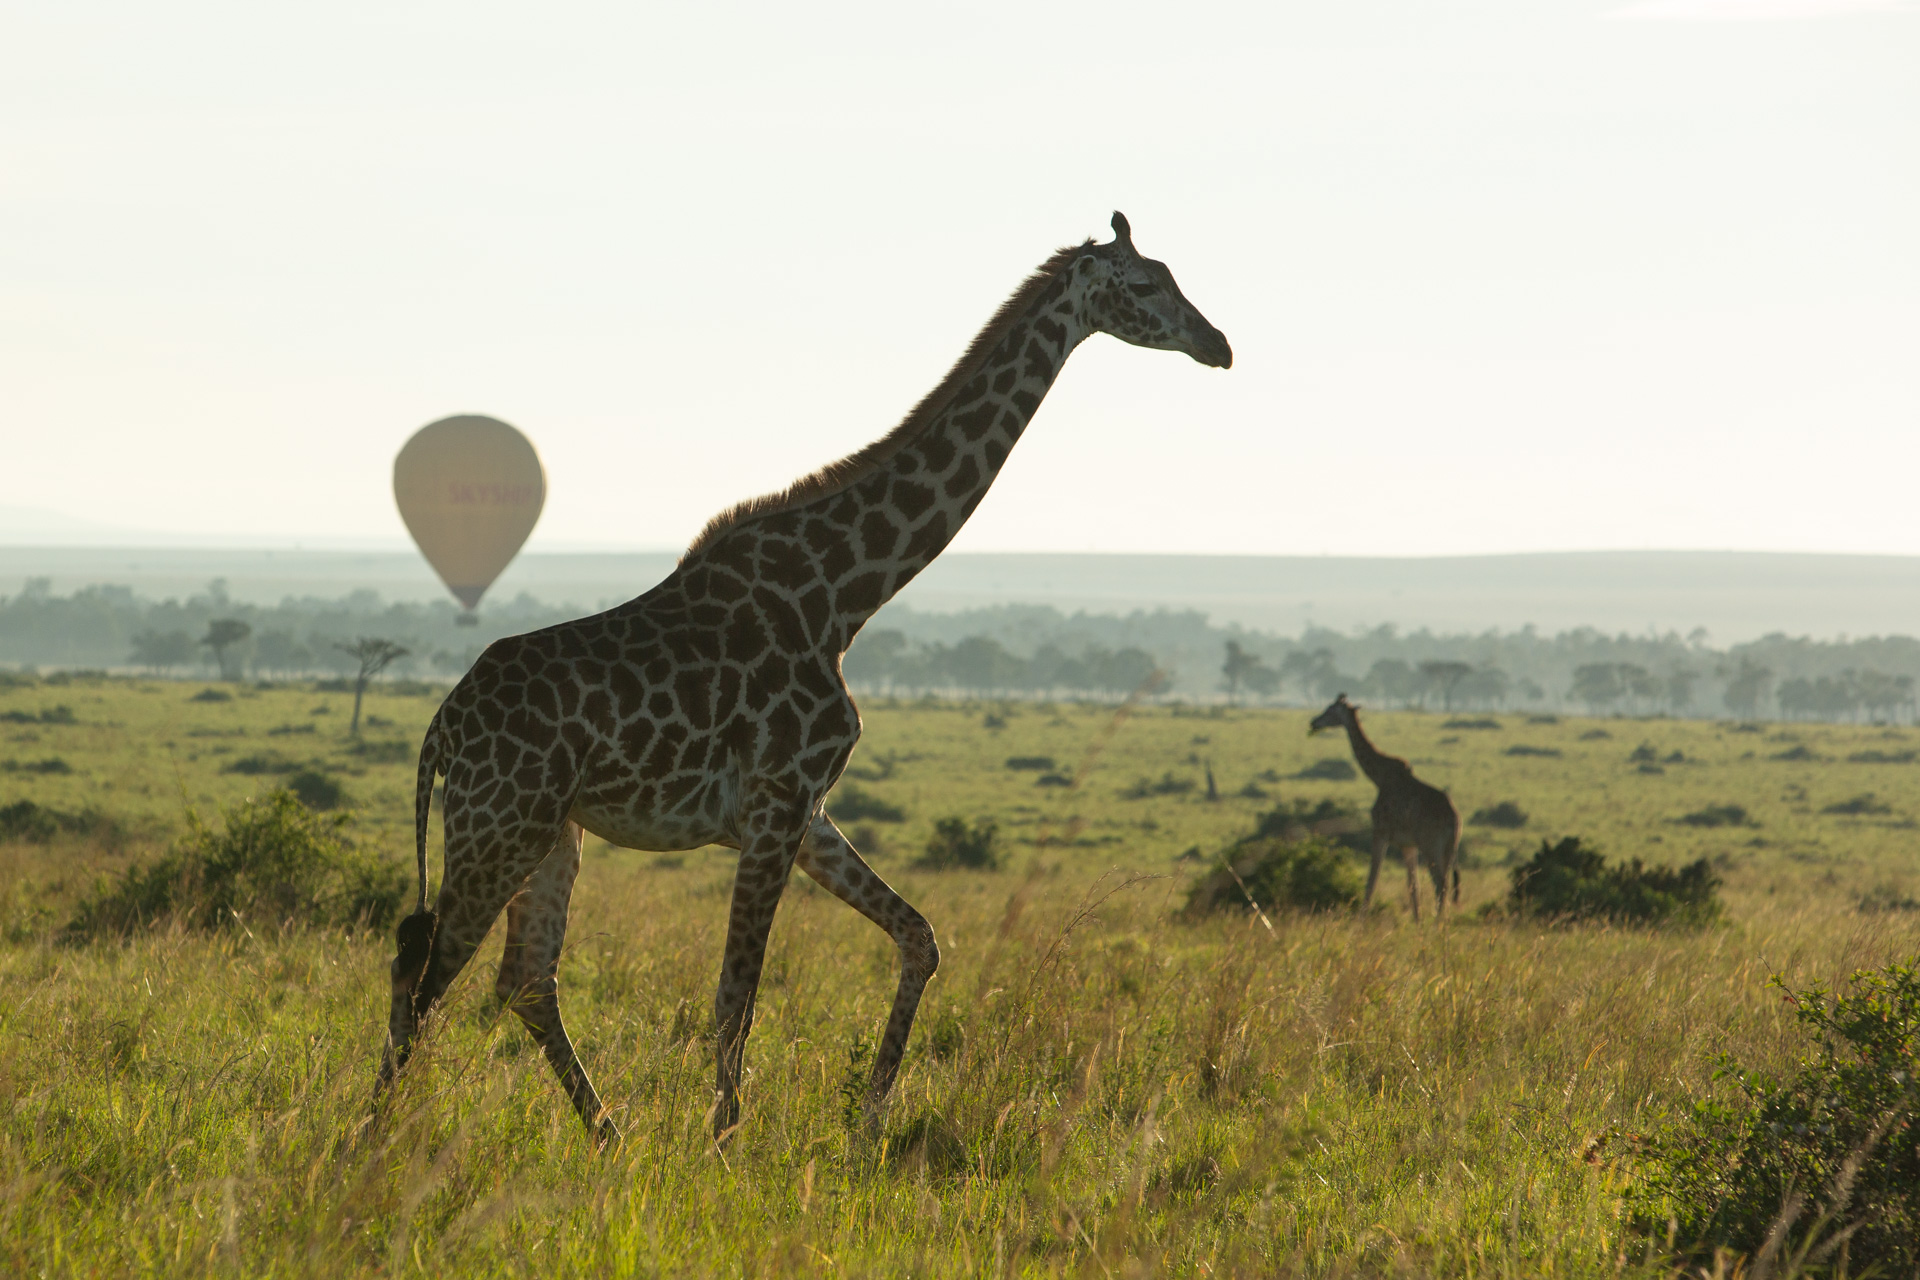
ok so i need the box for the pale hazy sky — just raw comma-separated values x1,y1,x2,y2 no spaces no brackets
3,0,1914,556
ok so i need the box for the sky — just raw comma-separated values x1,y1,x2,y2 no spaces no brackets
2,0,1915,558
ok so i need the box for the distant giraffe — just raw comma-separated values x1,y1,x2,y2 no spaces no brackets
1309,693,1460,920
378,213,1232,1145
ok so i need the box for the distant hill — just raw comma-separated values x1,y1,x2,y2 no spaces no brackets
2,546,1916,644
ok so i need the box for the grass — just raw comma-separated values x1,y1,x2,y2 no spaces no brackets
3,676,1920,1274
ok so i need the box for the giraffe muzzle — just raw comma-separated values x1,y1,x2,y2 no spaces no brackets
1189,324,1232,369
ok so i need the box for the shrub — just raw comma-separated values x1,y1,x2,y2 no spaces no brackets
1678,804,1754,828
349,738,412,764
1772,744,1819,762
223,752,299,776
827,784,906,824
189,688,232,703
1442,718,1501,730
0,705,75,725
1849,748,1918,764
2,757,73,775
1121,772,1196,799
1469,801,1528,829
1294,758,1357,781
1184,837,1361,916
1506,745,1562,758
1822,793,1892,816
1004,756,1055,771
1507,836,1720,927
0,799,118,844
1035,773,1072,787
1629,958,1920,1270
286,769,348,810
1628,742,1659,763
66,790,408,937
1577,729,1611,740
917,817,998,871
1250,797,1358,841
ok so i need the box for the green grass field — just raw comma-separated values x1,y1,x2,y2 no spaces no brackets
4,674,1918,1276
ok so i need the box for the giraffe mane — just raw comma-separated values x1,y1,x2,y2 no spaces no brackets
682,239,1095,559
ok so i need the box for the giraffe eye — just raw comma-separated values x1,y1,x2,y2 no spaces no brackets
1128,283,1157,298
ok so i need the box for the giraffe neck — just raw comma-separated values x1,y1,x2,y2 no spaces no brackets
1343,715,1400,787
679,253,1097,651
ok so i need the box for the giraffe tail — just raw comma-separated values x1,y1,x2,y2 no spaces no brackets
411,708,445,916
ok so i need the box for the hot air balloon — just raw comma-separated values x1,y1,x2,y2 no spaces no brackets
393,414,545,625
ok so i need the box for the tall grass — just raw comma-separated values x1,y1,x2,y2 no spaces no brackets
4,855,1914,1276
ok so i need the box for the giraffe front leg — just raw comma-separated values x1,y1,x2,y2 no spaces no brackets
711,820,803,1141
1403,847,1421,922
495,823,618,1148
798,814,939,1132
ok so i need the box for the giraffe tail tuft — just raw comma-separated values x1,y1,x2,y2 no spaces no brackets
412,708,445,916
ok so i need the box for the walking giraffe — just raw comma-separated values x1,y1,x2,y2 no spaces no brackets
377,213,1232,1145
1308,693,1460,921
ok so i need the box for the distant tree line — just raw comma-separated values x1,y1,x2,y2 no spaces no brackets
843,631,1162,700
6,578,1920,723
0,577,584,681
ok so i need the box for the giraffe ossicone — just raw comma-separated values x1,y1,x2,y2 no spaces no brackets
375,213,1231,1146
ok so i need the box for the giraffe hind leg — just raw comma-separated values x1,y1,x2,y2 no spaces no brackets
377,908,437,1092
1403,846,1421,922
495,822,617,1147
799,814,939,1131
1426,832,1455,920
711,806,807,1140
384,808,579,1098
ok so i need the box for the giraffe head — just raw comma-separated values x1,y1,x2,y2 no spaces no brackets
1308,693,1356,736
1077,211,1232,369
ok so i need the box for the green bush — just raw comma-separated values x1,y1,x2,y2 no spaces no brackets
2,757,73,775
917,817,998,871
349,738,413,764
1630,958,1920,1270
1507,836,1720,927
828,784,906,824
1294,758,1356,781
66,790,407,938
1469,801,1528,829
222,752,298,776
1184,836,1361,917
286,769,348,810
1678,804,1755,828
0,800,121,845
1822,793,1892,816
1121,772,1197,798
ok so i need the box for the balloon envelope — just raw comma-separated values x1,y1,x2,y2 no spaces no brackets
393,415,545,612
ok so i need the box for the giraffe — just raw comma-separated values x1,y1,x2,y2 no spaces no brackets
377,213,1232,1146
1308,693,1460,921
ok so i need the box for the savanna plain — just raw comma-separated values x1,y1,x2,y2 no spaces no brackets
3,674,1917,1276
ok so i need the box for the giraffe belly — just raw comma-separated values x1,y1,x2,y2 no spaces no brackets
569,800,734,853
571,773,741,853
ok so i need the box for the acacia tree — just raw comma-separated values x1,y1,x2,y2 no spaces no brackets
1721,658,1773,719
128,629,195,675
1418,660,1474,712
201,619,252,681
1221,640,1265,705
334,637,410,735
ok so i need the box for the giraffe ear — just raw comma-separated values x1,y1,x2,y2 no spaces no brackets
1110,211,1132,247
